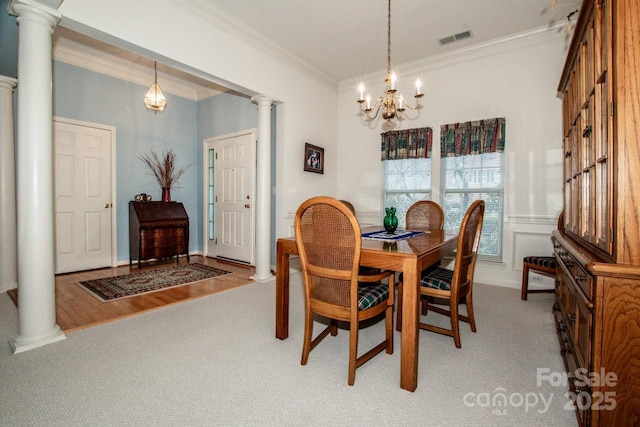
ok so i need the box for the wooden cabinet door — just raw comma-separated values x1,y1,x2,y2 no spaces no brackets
592,0,613,255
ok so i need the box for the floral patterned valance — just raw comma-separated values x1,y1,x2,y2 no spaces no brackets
440,117,505,157
380,127,433,161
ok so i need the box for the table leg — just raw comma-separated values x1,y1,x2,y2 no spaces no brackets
400,259,419,392
275,241,290,340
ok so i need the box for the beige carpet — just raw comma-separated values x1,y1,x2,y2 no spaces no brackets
0,272,577,426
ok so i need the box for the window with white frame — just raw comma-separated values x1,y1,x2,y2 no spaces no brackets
381,127,433,228
383,158,432,228
440,118,505,261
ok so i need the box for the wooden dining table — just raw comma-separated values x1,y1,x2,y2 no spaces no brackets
275,225,458,392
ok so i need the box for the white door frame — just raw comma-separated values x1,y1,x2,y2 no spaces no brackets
53,116,118,269
202,129,257,263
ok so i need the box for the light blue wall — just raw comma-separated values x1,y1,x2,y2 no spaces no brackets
53,62,264,264
197,92,278,266
53,61,199,263
197,92,257,138
1,0,278,267
196,91,258,251
0,0,18,78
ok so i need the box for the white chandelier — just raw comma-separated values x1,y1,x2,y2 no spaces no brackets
357,0,423,128
144,61,167,113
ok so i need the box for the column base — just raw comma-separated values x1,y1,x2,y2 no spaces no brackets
1,281,18,294
251,272,275,282
9,325,66,353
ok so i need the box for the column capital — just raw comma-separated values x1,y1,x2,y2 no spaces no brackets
9,0,62,28
0,76,18,90
251,95,275,106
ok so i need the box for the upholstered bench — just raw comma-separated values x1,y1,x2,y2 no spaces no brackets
521,255,556,300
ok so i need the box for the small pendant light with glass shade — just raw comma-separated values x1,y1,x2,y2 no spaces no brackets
144,61,167,113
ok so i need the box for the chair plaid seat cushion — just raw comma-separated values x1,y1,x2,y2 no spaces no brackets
523,256,556,269
357,282,390,310
420,267,453,291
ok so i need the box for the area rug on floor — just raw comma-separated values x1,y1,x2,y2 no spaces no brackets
78,263,234,302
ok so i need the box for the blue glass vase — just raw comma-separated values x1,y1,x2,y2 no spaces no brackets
383,207,398,234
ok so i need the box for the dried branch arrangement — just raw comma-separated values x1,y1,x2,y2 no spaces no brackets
138,149,190,189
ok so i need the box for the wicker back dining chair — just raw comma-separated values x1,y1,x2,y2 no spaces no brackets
396,200,445,331
398,200,484,348
339,200,396,284
339,200,356,215
405,200,445,230
521,211,564,300
295,196,395,385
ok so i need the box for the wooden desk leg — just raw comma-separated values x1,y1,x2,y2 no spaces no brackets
400,259,419,392
275,241,290,340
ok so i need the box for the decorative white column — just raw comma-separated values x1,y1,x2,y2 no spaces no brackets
251,95,275,282
9,0,65,353
0,76,18,294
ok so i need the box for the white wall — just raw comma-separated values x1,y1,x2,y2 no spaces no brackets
335,28,569,289
57,0,338,242
57,0,568,289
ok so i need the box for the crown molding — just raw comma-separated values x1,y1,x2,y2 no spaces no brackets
176,0,337,91
338,23,568,93
53,43,221,102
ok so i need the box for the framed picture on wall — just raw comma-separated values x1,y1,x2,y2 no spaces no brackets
304,143,324,174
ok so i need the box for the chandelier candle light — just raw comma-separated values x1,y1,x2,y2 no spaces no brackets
357,0,423,128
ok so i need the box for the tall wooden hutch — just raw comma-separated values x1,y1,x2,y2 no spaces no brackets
553,0,640,425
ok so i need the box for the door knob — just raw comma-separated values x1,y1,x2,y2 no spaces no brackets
104,203,112,208
245,204,250,208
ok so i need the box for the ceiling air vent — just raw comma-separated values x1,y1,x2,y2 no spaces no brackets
438,30,473,46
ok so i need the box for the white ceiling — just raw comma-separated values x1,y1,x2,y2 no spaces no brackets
52,0,581,97
205,0,580,82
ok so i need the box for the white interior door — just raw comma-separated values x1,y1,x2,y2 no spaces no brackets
54,119,114,274
203,131,255,264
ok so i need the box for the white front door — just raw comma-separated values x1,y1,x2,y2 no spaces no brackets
203,131,256,264
54,118,114,274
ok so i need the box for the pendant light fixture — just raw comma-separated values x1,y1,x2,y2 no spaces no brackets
144,61,167,113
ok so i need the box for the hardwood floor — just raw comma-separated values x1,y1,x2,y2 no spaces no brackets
8,255,255,333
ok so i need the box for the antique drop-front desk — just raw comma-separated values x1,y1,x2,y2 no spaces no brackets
129,201,190,268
